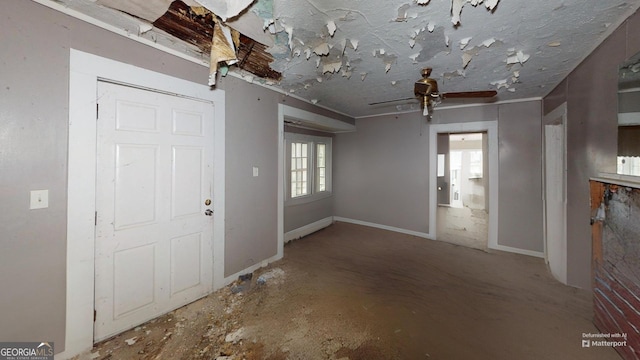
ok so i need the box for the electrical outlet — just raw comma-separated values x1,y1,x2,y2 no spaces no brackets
253,167,259,177
30,189,49,209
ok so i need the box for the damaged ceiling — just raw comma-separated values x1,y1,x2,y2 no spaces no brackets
42,0,640,117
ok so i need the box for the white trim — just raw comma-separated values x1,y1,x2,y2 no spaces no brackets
545,102,568,125
490,244,545,258
542,102,568,284
212,84,226,291
429,121,499,251
618,87,640,94
618,112,640,126
283,106,356,133
222,253,282,287
284,133,333,206
594,172,640,188
277,106,285,261
61,49,225,360
334,217,543,258
334,217,434,240
285,217,334,243
32,0,208,67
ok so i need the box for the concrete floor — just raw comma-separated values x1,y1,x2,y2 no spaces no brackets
92,221,619,359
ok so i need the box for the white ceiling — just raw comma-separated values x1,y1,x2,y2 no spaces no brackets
42,0,640,118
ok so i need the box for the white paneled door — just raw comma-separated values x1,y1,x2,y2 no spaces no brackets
94,81,214,341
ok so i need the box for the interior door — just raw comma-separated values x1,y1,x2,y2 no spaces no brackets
94,81,214,341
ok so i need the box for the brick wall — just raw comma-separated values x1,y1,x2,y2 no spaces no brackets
591,181,640,359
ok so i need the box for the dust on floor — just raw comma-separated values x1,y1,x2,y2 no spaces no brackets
88,222,620,360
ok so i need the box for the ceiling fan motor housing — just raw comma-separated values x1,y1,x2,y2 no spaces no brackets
415,68,439,97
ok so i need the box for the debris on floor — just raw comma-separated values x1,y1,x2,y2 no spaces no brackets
86,222,618,360
256,267,285,285
230,273,253,294
224,328,244,343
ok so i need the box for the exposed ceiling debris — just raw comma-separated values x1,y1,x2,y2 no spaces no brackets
96,0,201,22
99,0,282,85
46,0,640,117
195,0,254,21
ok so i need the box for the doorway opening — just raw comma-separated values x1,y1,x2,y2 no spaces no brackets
436,132,489,250
543,103,567,284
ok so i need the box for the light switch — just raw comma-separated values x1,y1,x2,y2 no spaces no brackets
30,190,49,209
252,167,259,177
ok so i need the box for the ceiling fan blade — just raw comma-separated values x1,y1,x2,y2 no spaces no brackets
368,97,417,106
441,90,497,99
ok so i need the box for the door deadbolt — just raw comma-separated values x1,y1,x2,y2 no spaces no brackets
205,199,211,206
204,209,213,216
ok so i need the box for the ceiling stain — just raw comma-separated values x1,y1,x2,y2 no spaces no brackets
415,26,448,62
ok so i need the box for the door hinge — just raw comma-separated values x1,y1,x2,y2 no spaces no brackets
94,309,97,322
95,211,97,226
96,103,99,120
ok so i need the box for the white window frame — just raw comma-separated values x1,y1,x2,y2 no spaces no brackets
468,149,483,179
285,133,332,205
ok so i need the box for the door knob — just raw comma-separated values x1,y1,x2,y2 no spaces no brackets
204,209,213,216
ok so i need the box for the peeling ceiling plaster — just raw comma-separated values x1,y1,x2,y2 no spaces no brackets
270,0,640,117
43,0,640,118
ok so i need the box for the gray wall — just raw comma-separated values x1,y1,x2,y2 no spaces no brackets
334,101,543,252
284,198,333,232
619,91,640,113
0,0,350,351
497,102,544,252
334,113,430,232
543,8,640,288
223,84,351,276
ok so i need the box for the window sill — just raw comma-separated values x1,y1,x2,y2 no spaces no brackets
593,172,640,188
285,191,332,207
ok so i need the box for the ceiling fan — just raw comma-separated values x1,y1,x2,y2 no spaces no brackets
369,67,497,117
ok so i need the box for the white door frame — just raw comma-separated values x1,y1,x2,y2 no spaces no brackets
542,103,568,284
429,121,499,251
62,49,225,358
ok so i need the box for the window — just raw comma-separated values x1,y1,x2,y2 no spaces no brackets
291,142,309,197
468,150,483,178
285,133,332,204
316,143,326,192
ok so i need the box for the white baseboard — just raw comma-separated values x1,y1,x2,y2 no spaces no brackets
333,217,434,240
221,252,283,287
284,216,334,243
490,244,545,258
334,217,544,259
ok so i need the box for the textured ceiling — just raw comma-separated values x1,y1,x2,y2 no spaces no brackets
269,0,640,117
42,0,640,118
